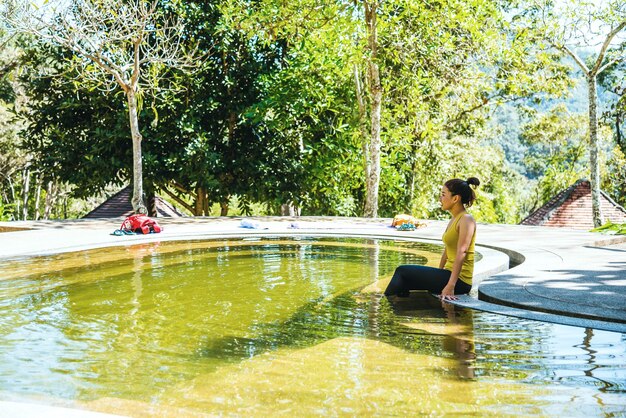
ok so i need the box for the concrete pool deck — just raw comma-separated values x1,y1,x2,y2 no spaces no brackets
1,216,625,333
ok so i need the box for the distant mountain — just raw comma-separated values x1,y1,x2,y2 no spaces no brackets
489,51,620,178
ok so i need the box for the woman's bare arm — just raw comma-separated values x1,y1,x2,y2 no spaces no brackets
439,248,448,269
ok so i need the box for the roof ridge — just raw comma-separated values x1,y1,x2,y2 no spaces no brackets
539,180,585,224
520,180,583,225
600,189,626,215
520,179,626,228
83,185,185,218
83,186,131,218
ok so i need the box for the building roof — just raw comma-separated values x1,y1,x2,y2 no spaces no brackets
520,179,626,229
83,186,185,218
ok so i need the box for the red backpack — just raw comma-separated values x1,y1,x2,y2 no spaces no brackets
120,214,162,234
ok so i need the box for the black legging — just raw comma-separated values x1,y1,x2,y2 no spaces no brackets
384,265,472,296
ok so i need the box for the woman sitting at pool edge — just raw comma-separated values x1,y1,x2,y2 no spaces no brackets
384,177,480,301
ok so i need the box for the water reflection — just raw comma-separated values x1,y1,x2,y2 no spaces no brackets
130,250,144,319
442,302,476,379
383,292,477,379
383,291,626,396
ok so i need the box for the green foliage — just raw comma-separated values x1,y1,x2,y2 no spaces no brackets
154,0,310,209
370,0,574,219
18,42,129,197
0,34,26,220
472,162,532,224
519,0,626,227
0,202,15,221
602,145,626,207
4,0,623,222
598,59,626,160
590,221,626,235
243,12,362,215
518,104,588,209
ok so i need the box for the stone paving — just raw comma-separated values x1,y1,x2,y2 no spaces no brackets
1,216,625,333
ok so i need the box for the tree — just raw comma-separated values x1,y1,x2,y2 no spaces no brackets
0,1,29,220
598,59,626,151
598,60,626,207
366,0,571,219
523,0,626,227
221,0,391,217
361,0,382,218
150,0,306,216
219,0,368,215
13,0,195,213
11,0,598,223
14,1,311,217
220,0,577,220
18,43,130,195
519,104,588,208
0,69,23,220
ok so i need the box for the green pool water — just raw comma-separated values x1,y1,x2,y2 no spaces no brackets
0,237,624,417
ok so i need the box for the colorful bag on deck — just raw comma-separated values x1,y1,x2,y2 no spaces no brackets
120,214,162,234
391,214,419,227
391,214,426,231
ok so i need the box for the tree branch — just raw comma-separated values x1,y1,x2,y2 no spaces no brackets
598,55,625,75
15,0,197,94
593,21,626,75
171,180,194,197
159,184,194,213
558,44,590,74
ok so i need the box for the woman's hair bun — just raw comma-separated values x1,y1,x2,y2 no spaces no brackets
467,177,480,187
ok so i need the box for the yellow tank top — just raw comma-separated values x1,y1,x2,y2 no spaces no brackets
442,213,476,285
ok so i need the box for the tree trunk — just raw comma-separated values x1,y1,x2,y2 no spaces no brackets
220,201,229,216
228,112,236,144
587,75,603,227
44,180,55,220
127,90,147,214
21,166,30,220
280,202,297,216
408,147,418,210
160,184,194,214
7,174,17,218
363,1,382,218
146,190,157,217
203,194,210,215
194,187,202,215
616,111,622,149
63,193,68,218
195,186,208,216
354,64,371,183
33,175,42,221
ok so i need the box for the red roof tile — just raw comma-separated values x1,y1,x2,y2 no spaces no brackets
520,179,626,229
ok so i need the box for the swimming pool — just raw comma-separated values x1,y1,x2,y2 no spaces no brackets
0,237,624,416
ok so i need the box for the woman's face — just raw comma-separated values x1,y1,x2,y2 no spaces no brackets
439,185,457,211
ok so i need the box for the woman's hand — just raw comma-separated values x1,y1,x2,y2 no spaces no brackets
439,283,458,301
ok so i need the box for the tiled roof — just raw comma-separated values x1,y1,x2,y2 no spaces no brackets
83,186,185,218
520,179,626,229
